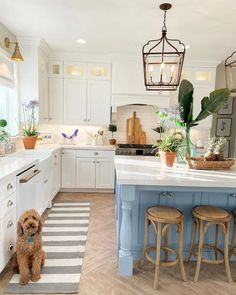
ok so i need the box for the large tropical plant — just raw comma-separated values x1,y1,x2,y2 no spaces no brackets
178,80,230,156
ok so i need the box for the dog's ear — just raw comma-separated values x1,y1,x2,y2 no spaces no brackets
17,221,23,236
37,218,43,233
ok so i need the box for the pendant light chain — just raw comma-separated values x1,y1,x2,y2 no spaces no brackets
162,9,167,32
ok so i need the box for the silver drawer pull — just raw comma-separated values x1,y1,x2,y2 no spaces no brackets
94,152,99,155
7,183,13,190
229,193,236,198
7,200,13,207
7,220,13,228
8,244,13,252
160,192,174,198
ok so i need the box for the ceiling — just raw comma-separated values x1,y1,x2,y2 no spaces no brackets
0,0,235,62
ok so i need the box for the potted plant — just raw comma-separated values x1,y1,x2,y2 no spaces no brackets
0,119,10,156
108,124,117,145
153,133,183,167
178,80,230,158
22,100,39,149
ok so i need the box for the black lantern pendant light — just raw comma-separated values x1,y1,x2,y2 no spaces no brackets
225,51,236,93
142,3,185,91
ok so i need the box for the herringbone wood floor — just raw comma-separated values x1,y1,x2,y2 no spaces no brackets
1,192,236,294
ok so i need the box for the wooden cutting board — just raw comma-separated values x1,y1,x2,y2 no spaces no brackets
127,112,146,144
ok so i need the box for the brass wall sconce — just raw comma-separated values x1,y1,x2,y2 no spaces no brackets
4,37,24,62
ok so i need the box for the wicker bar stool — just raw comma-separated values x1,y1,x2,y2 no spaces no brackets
139,206,187,289
187,205,232,283
230,208,236,257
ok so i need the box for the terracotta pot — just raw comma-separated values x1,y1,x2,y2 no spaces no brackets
22,136,38,149
109,138,117,145
160,151,177,167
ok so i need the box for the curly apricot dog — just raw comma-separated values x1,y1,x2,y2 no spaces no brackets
16,209,45,285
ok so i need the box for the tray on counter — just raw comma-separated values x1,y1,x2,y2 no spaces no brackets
186,157,235,170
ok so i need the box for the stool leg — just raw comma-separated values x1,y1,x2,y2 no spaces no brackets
186,217,197,261
164,226,169,262
194,219,204,283
230,218,236,258
153,222,162,290
178,221,187,282
224,221,233,284
215,224,219,260
140,217,150,267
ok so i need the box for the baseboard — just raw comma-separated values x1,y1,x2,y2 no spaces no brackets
60,188,115,193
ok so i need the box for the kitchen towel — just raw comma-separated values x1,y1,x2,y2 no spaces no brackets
6,200,90,294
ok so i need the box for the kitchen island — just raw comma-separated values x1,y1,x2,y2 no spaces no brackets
114,156,236,276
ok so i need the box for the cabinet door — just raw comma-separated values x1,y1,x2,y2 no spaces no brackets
87,80,111,125
38,72,49,123
64,62,87,79
64,79,87,124
49,78,63,123
96,158,114,189
76,158,96,188
61,150,76,188
50,150,61,201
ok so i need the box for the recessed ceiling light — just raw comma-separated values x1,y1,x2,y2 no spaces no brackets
181,44,190,50
77,39,87,44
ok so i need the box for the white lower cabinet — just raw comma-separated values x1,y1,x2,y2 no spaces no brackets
95,158,115,189
76,158,96,188
62,149,115,190
61,150,76,188
50,149,61,204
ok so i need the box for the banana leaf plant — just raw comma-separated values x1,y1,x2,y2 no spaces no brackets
178,79,230,156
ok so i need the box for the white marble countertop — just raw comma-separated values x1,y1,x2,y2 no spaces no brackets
35,143,116,151
0,157,38,181
114,156,236,189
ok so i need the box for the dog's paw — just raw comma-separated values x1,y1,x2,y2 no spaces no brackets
20,276,29,285
31,274,41,282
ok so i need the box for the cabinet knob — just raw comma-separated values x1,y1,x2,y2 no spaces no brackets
93,161,96,163
94,152,99,156
44,179,48,184
7,183,13,190
229,193,236,198
55,162,57,166
8,244,13,252
97,161,99,164
7,220,13,228
7,200,13,207
84,119,87,122
160,192,174,198
87,119,90,122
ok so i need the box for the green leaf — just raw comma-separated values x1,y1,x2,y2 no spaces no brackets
178,80,194,124
0,119,7,128
194,88,230,123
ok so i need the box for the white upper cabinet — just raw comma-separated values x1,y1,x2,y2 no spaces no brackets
64,62,87,79
63,79,87,124
48,60,63,77
87,63,111,80
38,72,49,123
87,80,111,125
49,78,63,123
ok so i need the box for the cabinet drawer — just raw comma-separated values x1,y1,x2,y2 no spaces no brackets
76,150,115,158
0,193,16,220
0,210,16,272
0,175,16,202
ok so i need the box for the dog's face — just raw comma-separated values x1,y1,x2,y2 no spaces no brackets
17,209,42,236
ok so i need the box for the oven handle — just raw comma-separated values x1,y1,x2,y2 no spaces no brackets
19,169,40,183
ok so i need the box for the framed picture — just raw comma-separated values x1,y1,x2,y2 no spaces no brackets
216,118,232,137
223,140,230,158
218,96,234,115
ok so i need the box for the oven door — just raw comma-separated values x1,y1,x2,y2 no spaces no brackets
16,165,41,219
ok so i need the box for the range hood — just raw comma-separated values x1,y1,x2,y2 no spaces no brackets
112,93,171,109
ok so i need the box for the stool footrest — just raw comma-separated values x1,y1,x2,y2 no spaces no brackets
145,246,179,267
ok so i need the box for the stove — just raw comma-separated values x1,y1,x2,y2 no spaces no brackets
116,144,155,156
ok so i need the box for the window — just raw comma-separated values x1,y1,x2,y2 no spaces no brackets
0,84,18,135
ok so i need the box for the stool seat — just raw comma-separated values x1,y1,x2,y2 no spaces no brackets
192,205,230,221
147,206,182,222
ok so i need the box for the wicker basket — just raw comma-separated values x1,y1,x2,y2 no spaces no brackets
186,157,235,170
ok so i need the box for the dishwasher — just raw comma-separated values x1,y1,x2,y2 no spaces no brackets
16,164,40,219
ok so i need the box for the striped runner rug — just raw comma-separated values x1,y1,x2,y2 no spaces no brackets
6,201,90,294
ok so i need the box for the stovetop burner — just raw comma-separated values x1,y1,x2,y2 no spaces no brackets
116,143,155,156
116,144,153,149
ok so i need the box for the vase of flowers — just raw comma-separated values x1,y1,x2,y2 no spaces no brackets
22,100,39,149
178,80,230,159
